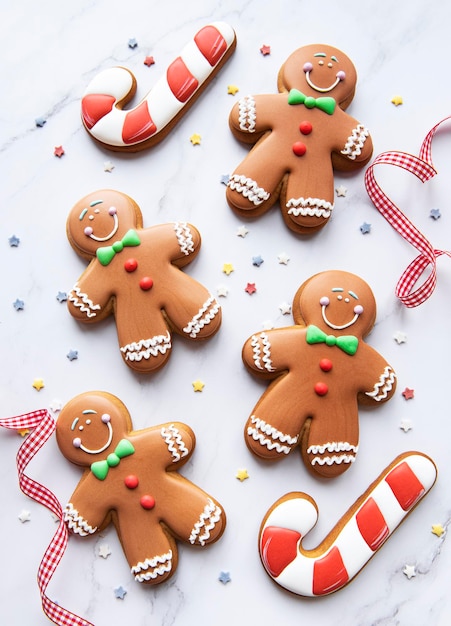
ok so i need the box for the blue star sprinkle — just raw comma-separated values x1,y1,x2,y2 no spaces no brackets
218,571,231,584
430,208,441,220
66,349,78,361
220,174,230,185
8,234,20,247
13,298,25,311
360,222,371,234
56,291,68,303
128,38,138,49
114,585,127,599
252,255,264,267
35,117,46,128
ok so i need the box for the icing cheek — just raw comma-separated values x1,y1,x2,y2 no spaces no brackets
303,62,313,73
354,305,364,315
109,206,117,216
84,226,93,236
320,296,329,307
102,413,111,423
337,70,346,81
73,437,82,448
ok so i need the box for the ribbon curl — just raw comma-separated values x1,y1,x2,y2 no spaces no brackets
365,116,451,307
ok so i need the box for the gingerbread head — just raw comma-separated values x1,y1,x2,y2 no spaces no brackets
226,45,372,234
56,391,226,584
242,271,396,478
66,190,221,373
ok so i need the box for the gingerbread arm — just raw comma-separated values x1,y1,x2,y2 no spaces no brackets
63,472,110,535
67,262,113,323
242,327,304,379
333,110,373,167
229,94,283,143
357,346,397,405
158,422,195,469
150,222,201,269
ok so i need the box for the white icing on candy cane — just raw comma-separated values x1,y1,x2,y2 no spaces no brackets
259,452,437,596
81,22,236,151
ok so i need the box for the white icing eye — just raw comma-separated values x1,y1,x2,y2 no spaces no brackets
303,62,313,73
344,297,349,303
86,419,91,425
101,413,111,423
337,70,346,81
84,226,93,236
354,305,364,315
320,296,330,306
94,209,100,214
73,437,81,448
78,425,84,431
337,295,343,301
328,62,333,68
318,60,324,66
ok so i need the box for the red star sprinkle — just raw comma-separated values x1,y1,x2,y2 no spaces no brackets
260,44,271,56
144,56,155,66
245,282,257,295
402,387,414,400
54,146,65,158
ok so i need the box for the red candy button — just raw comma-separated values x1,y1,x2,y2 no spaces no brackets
319,358,333,372
299,120,313,135
314,382,328,396
292,141,307,156
124,475,139,489
124,258,138,272
139,277,154,290
140,495,156,510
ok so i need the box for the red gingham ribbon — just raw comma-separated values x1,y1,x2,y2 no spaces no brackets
365,116,451,307
0,410,93,626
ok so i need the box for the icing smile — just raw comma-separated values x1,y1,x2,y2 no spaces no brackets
71,410,113,454
303,53,346,93
320,288,364,330
79,200,119,242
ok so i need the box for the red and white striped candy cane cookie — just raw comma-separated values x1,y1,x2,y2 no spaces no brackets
81,22,236,151
259,451,437,596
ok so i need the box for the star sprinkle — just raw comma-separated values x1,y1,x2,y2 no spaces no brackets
128,38,138,49
66,349,78,361
227,84,239,95
56,291,68,303
236,468,249,482
114,585,127,599
279,302,292,315
218,571,231,584
54,146,64,158
222,263,234,276
192,379,205,392
360,222,372,234
431,524,445,538
260,44,271,56
103,160,115,172
18,510,31,523
35,116,46,127
189,133,201,145
17,428,30,437
13,298,25,311
143,55,155,66
394,330,407,344
402,564,416,579
277,252,290,265
399,419,413,433
262,320,274,331
221,174,230,185
430,208,441,220
402,387,414,400
8,234,20,247
49,399,63,413
252,255,264,267
217,285,229,297
98,543,112,558
236,225,249,237
245,282,257,295
391,95,403,106
32,378,45,391
335,185,347,197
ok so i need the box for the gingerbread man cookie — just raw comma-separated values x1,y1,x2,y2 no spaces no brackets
242,271,396,478
67,190,221,373
226,45,373,233
56,391,226,584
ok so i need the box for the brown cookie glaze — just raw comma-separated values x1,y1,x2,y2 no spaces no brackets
56,391,226,584
227,45,373,234
242,270,396,478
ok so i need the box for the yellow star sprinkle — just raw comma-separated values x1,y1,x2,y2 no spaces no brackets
391,95,403,106
236,468,249,482
17,428,30,437
227,84,239,95
431,524,445,537
189,133,202,145
222,263,234,275
192,379,205,392
32,378,45,391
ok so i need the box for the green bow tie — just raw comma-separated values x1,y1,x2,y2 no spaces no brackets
306,325,358,355
288,89,336,115
96,229,141,266
90,439,135,480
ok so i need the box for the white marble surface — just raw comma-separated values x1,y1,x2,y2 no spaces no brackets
1,0,451,624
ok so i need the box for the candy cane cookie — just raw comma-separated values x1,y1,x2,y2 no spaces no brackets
81,22,236,151
259,452,437,596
